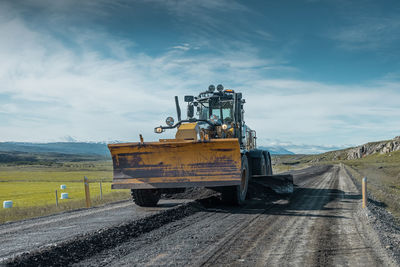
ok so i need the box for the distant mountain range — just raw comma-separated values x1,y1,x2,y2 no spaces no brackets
0,142,295,157
258,146,295,155
0,142,111,157
2,136,398,160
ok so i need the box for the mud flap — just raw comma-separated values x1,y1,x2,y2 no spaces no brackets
108,139,242,189
251,174,294,194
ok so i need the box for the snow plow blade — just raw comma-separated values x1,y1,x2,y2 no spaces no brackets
108,139,242,189
251,174,294,194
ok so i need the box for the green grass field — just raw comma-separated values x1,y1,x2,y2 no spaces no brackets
0,161,130,223
272,154,315,173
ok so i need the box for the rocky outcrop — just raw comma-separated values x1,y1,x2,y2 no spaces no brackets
346,136,400,159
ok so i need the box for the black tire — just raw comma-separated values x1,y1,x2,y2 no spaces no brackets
221,155,249,205
131,189,161,207
265,152,273,175
252,153,267,176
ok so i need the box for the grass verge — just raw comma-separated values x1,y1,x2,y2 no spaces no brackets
0,191,130,224
344,151,400,224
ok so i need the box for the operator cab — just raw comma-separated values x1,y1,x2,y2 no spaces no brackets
154,84,253,150
195,85,236,126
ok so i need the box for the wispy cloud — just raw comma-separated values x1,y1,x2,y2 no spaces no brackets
171,43,191,51
155,0,249,17
254,30,275,41
329,7,400,51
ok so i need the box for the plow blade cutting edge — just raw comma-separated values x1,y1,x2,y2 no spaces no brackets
108,139,242,189
251,174,294,194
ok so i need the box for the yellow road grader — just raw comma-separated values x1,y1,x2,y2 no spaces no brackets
108,85,293,206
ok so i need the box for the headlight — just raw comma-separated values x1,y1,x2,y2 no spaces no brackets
154,127,163,134
208,84,215,92
165,116,174,127
222,124,228,130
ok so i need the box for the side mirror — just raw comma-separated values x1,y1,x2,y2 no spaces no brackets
165,116,174,127
184,95,194,102
187,104,194,118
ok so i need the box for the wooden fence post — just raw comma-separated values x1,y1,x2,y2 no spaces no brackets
362,177,367,208
99,180,103,200
84,176,91,208
55,190,58,207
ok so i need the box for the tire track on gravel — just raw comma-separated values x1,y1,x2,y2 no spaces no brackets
103,166,333,266
202,167,336,266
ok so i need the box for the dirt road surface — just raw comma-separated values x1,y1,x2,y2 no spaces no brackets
2,165,396,266
0,199,190,263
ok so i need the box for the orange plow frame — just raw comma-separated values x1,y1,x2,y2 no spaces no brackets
108,139,242,189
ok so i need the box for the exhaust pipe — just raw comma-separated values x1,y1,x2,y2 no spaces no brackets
175,96,181,122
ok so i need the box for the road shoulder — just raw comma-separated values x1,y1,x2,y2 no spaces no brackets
342,164,400,265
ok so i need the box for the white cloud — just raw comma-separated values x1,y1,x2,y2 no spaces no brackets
254,30,275,41
330,15,400,51
0,104,18,114
171,43,191,51
245,80,400,150
154,0,249,17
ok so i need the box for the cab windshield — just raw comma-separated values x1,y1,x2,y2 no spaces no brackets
198,100,233,123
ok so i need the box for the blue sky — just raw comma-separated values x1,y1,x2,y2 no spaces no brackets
0,0,400,153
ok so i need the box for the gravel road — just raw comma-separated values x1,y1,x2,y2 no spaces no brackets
2,165,397,266
0,199,190,264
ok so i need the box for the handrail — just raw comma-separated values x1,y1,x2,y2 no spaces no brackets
154,119,216,133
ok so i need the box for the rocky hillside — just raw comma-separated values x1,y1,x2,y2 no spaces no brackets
346,136,400,159
272,136,400,171
320,136,400,161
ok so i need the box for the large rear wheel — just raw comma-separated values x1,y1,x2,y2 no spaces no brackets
221,155,249,205
253,153,267,176
131,189,161,207
265,152,273,175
